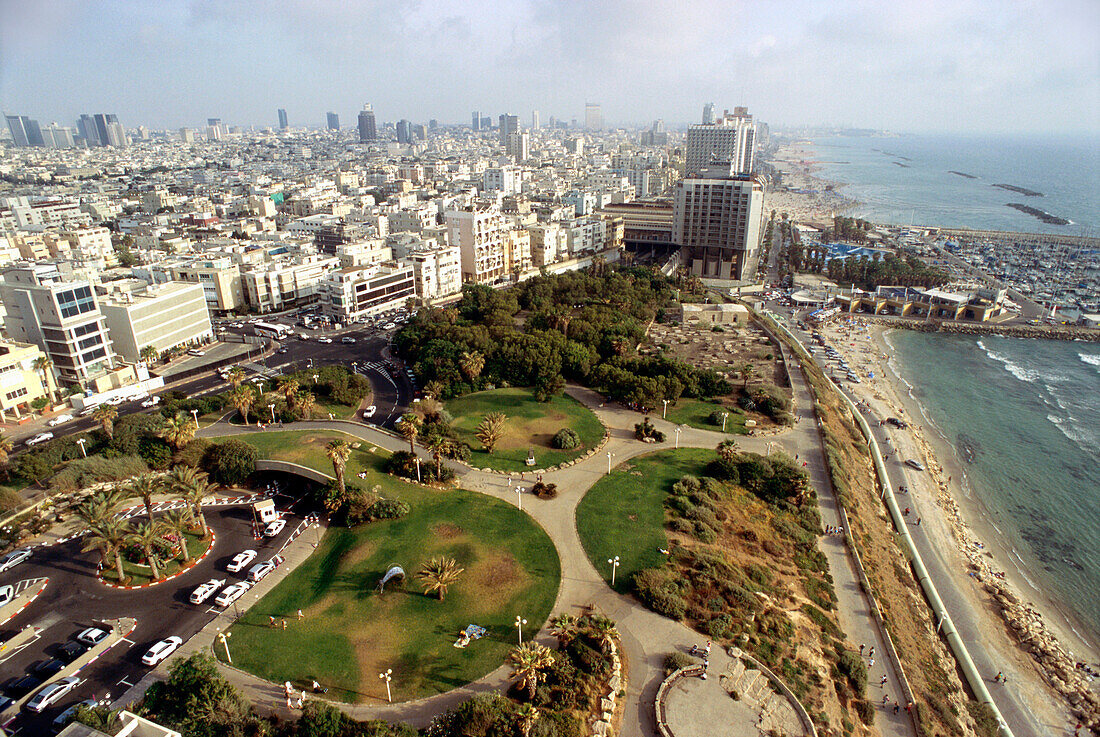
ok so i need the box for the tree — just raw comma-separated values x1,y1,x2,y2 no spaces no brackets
549,613,580,648
139,345,159,365
160,509,194,562
424,434,450,479
508,642,554,700
226,366,246,388
82,515,130,582
588,614,619,653
325,439,351,498
298,392,316,420
517,703,540,737
33,356,58,405
93,404,118,439
474,412,507,454
128,520,165,580
738,362,755,388
202,439,258,485
227,385,255,425
459,350,485,382
129,473,162,522
141,653,260,737
0,431,13,472
159,412,198,450
280,378,300,410
416,556,463,601
716,439,740,462
398,412,421,453
168,466,213,535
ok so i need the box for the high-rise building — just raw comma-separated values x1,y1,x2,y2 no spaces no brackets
506,131,529,161
41,124,75,148
357,104,377,142
480,116,492,130
498,114,519,145
702,102,716,124
531,110,540,129
77,114,99,146
278,108,289,129
472,111,481,130
396,119,412,144
584,103,602,130
685,107,756,176
93,113,126,147
326,112,340,130
673,163,764,281
5,116,44,147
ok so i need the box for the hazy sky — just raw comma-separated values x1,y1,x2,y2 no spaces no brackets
1,0,1097,133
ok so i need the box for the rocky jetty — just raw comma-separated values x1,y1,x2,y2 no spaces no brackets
856,316,1100,343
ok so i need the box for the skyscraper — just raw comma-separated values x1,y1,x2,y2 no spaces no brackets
498,114,519,145
685,107,756,176
673,163,764,281
472,111,481,130
77,114,99,146
326,112,340,130
396,119,412,144
357,104,377,142
531,110,540,129
93,114,126,147
278,108,289,129
702,102,716,124
5,116,44,147
584,103,602,131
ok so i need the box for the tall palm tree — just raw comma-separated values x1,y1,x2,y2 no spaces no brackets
474,412,507,454
33,356,58,405
298,392,316,420
424,434,450,479
227,385,255,425
167,466,213,535
139,345,159,365
459,351,485,382
82,515,131,583
92,405,118,440
508,642,555,700
127,520,165,580
279,379,300,410
416,556,464,601
226,366,246,388
398,412,421,453
158,413,197,450
129,473,162,522
549,613,580,648
160,509,194,563
325,439,351,497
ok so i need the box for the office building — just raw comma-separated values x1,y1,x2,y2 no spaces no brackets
99,281,213,363
685,107,756,175
532,110,540,129
357,104,377,142
480,115,492,130
498,114,519,145
326,112,339,130
445,207,509,284
702,102,716,124
506,131,529,161
585,102,603,131
93,113,126,147
319,262,415,323
278,108,289,129
5,115,45,147
396,119,412,144
0,340,50,421
41,124,75,148
77,114,99,145
471,111,481,130
673,163,764,280
168,258,245,313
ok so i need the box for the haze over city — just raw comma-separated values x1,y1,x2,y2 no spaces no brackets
2,0,1097,133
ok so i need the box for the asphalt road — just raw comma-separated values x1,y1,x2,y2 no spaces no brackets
0,484,311,736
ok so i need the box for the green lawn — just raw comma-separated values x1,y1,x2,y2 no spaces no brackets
220,486,559,702
243,430,390,483
663,397,748,435
576,448,712,593
445,388,604,472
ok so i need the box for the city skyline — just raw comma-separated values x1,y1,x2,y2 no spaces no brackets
0,0,1096,134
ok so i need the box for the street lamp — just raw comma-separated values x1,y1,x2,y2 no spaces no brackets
608,555,620,586
606,451,614,475
379,669,392,703
76,437,87,458
190,408,199,425
514,615,527,645
269,404,276,423
312,374,319,385
414,456,421,483
217,631,232,664
307,358,314,369
515,486,522,511
674,426,682,449
721,412,729,432
662,398,669,419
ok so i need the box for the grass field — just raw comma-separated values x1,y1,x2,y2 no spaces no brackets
663,397,748,435
243,429,390,483
576,448,712,593
445,388,604,472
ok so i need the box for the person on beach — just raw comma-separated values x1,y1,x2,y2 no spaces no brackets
869,657,875,667
859,644,865,656
882,694,890,706
916,517,922,526
880,675,888,687
994,671,1003,683
868,646,875,658
893,702,900,715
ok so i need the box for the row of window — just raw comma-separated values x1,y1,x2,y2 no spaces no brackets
4,387,29,402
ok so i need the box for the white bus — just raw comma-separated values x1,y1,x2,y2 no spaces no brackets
254,322,292,339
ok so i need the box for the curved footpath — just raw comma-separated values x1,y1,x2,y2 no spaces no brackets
197,381,914,737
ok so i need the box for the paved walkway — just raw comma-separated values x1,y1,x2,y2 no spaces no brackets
196,379,914,736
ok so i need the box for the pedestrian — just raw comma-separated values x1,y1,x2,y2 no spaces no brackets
893,702,900,715
284,681,293,696
916,517,922,526
704,640,712,655
869,657,875,668
508,477,512,487
286,697,293,710
297,609,304,621
859,643,865,656
904,507,910,516
905,701,914,714
690,643,699,656
880,675,888,687
270,616,277,627
295,695,304,709
703,658,709,671
313,680,323,693
282,619,288,630
868,646,875,658
882,694,890,705
994,671,1003,683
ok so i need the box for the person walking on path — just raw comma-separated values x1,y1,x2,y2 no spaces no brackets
297,609,303,621
868,646,875,658
270,616,277,627
916,517,922,526
704,640,712,655
882,694,890,706
995,671,1003,683
282,619,288,630
859,643,865,656
690,643,699,656
869,657,875,668
893,702,900,715
880,675,888,687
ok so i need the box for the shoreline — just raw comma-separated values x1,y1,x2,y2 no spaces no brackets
819,319,1100,730
765,141,860,222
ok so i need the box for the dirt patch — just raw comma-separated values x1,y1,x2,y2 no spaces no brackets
467,553,530,611
431,523,465,539
478,554,519,588
343,540,377,567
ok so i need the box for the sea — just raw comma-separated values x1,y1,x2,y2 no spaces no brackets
807,133,1100,235
886,331,1100,650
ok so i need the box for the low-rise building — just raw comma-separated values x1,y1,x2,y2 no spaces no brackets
99,280,213,363
681,302,750,326
319,262,416,323
0,340,50,420
169,258,245,314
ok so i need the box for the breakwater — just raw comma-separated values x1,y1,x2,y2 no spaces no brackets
850,317,1100,343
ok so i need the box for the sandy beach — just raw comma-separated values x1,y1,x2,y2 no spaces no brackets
818,318,1100,731
765,140,859,224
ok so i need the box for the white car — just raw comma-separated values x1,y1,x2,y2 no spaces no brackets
0,548,32,572
905,459,926,471
189,578,226,604
47,414,74,427
362,406,377,419
25,432,55,446
264,519,286,537
141,396,161,407
78,404,101,416
247,560,277,582
75,627,109,647
226,549,257,573
0,584,13,606
341,337,356,344
141,636,182,666
317,337,333,344
187,349,206,357
214,581,250,607
105,396,125,406
25,677,80,713
383,323,396,330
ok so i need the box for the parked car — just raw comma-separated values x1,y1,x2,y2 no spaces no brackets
341,337,356,344
140,396,161,408
4,675,42,698
56,641,86,663
26,677,80,712
264,519,286,537
32,658,65,677
904,459,926,471
317,337,333,344
141,636,183,666
47,414,74,427
247,560,277,582
25,432,55,446
188,349,206,356
214,582,250,607
52,699,97,731
0,548,32,572
277,348,288,354
75,627,109,647
78,404,101,416
362,406,376,419
0,584,13,606
189,578,226,604
226,549,257,573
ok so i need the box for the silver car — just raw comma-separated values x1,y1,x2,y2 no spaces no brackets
0,548,31,572
26,677,80,713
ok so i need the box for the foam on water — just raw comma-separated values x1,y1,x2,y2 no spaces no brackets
1079,352,1100,368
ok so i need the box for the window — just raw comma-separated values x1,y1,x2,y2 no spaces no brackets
5,387,29,401
73,320,100,337
56,285,95,318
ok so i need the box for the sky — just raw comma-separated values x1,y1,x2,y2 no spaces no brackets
1,0,1097,134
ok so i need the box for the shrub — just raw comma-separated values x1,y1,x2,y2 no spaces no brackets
347,497,410,526
836,649,866,696
707,614,734,639
175,438,212,468
633,417,665,442
707,409,727,426
138,437,173,470
550,428,580,450
854,699,875,725
50,455,148,493
531,481,559,499
445,442,471,462
663,652,694,675
633,568,687,619
201,439,258,485
566,638,608,676
385,450,455,482
110,413,166,456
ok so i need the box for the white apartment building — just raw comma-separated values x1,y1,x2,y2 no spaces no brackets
287,213,342,238
59,226,116,264
388,205,439,233
168,257,245,314
240,255,340,312
445,208,508,284
483,166,522,195
528,224,568,267
685,109,756,176
405,242,462,301
0,340,49,420
506,131,530,162
563,190,597,217
319,263,416,323
673,164,764,281
99,281,213,363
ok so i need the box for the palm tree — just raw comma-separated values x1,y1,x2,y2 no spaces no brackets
325,439,351,497
459,351,485,382
129,473,162,522
139,345,159,365
279,379,300,410
549,613,580,648
227,385,255,425
588,615,619,654
226,366,246,388
716,439,740,462
424,434,450,479
167,466,213,535
33,356,58,405
127,520,165,580
82,515,131,583
92,404,118,440
158,412,197,450
298,392,316,420
474,412,507,454
416,556,464,601
738,362,756,389
160,509,194,562
398,412,421,453
508,642,555,700
517,704,540,737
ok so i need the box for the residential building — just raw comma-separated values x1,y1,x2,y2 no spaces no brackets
483,166,522,195
531,110,540,129
585,102,603,131
326,112,339,130
445,207,508,284
358,104,377,142
0,340,49,421
685,107,756,175
528,224,568,266
278,108,289,129
506,131,529,161
498,114,519,145
99,280,213,363
405,241,462,301
169,258,245,313
240,255,340,312
319,262,415,323
673,164,764,280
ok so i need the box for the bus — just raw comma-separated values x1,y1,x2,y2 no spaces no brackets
254,322,292,339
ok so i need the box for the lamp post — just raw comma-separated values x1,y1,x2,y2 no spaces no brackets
721,412,729,432
608,555,620,586
190,408,199,425
674,426,682,448
414,456,421,483
379,669,392,703
217,631,232,663
515,486,522,511
307,358,314,369
662,398,669,419
76,437,87,458
606,451,614,475
269,404,276,423
312,374,319,386
514,615,527,646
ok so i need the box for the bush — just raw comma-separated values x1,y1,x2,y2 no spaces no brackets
110,413,166,456
384,450,454,482
550,428,580,450
445,442,471,462
707,409,727,426
566,637,608,676
50,455,148,493
347,497,411,526
138,437,173,470
201,439,258,485
531,481,558,499
633,568,687,619
175,438,212,468
663,651,694,675
634,416,665,442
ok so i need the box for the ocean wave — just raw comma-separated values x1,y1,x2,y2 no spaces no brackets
1046,413,1100,456
982,345,1042,383
1079,352,1100,368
